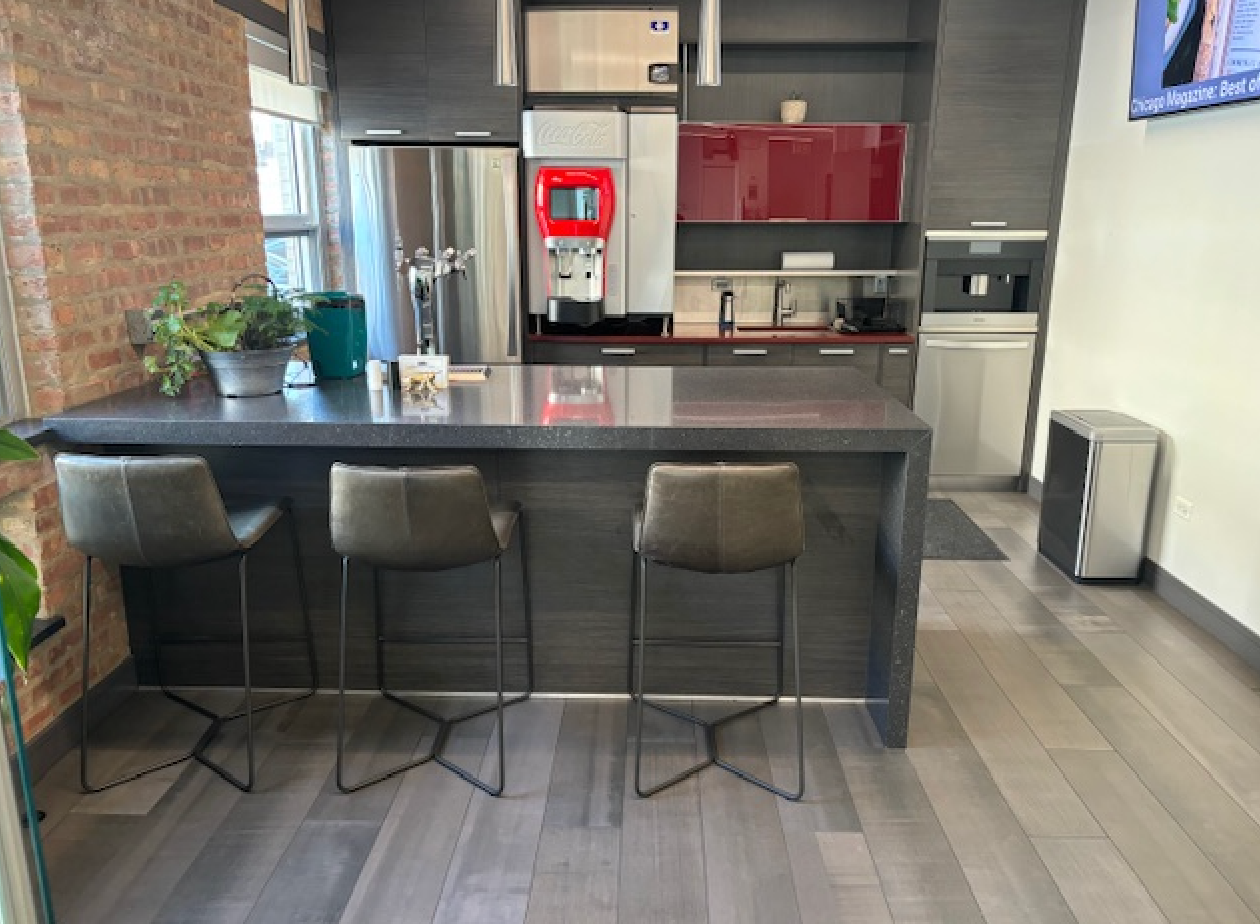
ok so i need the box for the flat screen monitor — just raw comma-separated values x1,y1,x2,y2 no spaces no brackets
1131,0,1260,119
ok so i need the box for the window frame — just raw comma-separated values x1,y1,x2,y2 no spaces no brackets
253,110,325,293
0,221,28,424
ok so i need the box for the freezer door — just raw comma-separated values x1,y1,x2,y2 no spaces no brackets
912,333,1036,476
627,112,677,316
348,146,522,365
431,148,522,364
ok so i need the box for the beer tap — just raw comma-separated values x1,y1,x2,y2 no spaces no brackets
398,242,477,354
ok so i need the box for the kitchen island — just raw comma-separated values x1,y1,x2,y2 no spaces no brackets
48,365,930,746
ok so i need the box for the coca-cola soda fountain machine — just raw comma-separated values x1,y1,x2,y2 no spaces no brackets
523,109,678,327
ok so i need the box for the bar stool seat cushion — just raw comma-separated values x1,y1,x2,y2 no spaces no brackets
226,502,285,550
637,463,804,574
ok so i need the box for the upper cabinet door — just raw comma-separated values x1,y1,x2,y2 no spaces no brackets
329,0,429,141
330,0,520,144
424,0,521,143
677,124,907,223
925,0,1080,231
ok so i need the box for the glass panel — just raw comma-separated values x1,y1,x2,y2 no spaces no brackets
265,234,317,292
252,111,303,217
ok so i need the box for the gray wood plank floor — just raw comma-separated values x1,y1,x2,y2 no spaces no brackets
35,492,1260,924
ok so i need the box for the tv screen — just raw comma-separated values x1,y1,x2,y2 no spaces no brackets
1130,0,1260,119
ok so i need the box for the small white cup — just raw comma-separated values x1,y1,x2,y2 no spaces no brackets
366,360,385,391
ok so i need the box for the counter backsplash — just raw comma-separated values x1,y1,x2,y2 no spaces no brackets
672,276,882,325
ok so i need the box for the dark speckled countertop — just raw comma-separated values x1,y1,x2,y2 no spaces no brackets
47,364,930,453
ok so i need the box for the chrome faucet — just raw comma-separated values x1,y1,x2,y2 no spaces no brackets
397,242,477,353
772,278,795,327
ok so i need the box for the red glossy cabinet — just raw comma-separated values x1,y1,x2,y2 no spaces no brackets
677,123,908,223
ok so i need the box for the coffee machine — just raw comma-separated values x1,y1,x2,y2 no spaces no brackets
534,167,616,323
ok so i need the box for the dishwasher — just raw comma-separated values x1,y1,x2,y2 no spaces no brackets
913,331,1037,477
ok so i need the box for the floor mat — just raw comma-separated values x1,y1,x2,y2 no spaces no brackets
923,499,1009,561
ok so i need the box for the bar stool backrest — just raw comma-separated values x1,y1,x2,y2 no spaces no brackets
330,463,502,571
639,462,804,574
54,454,241,568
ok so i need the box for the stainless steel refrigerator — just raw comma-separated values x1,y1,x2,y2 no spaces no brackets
346,146,521,364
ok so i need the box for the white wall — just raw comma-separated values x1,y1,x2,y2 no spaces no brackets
1035,0,1260,631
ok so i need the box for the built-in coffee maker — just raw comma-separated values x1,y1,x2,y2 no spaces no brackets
919,238,1046,331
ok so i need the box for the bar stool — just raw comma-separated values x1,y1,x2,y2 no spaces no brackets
630,462,806,801
54,453,318,794
329,463,533,797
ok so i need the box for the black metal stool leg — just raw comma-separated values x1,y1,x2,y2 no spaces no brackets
80,558,197,794
634,560,804,801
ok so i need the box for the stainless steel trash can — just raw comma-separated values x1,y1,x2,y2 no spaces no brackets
1038,410,1160,582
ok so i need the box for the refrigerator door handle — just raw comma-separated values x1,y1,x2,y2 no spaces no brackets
504,155,521,359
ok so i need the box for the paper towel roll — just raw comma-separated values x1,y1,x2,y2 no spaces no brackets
780,252,835,270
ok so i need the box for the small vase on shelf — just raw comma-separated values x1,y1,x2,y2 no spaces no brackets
780,94,807,123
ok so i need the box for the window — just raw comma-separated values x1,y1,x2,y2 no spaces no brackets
252,110,324,293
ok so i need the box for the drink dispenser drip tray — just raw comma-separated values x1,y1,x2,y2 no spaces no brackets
547,297,605,326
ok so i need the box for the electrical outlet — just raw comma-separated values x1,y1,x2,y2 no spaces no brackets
1173,496,1194,520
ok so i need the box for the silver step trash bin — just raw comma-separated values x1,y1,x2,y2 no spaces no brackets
1038,410,1160,582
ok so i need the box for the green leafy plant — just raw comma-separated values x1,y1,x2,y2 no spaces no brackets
144,276,312,396
0,429,40,671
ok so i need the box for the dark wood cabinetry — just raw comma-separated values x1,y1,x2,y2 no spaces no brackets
529,343,706,366
328,0,520,143
877,345,914,405
923,0,1082,231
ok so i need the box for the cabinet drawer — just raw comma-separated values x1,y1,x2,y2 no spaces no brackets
704,344,793,365
531,343,705,366
878,345,914,405
790,343,880,375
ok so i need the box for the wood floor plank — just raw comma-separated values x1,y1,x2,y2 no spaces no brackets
1076,631,1260,826
920,560,979,594
815,833,894,924
908,747,1076,924
828,703,984,924
1070,685,1260,918
1032,838,1168,924
618,701,708,924
149,697,347,924
934,590,1109,750
956,562,1069,633
1051,749,1258,924
46,698,304,924
244,698,429,924
917,583,957,630
907,676,972,749
337,705,492,924
542,700,626,830
1014,625,1119,687
431,699,564,924
524,828,619,924
917,630,1102,838
698,706,801,924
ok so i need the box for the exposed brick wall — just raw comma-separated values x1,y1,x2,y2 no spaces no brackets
0,0,269,745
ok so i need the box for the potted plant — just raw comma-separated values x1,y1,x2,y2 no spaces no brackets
144,275,312,398
0,429,40,671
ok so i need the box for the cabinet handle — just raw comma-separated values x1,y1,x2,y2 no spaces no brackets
818,348,856,356
455,131,493,138
887,348,911,355
364,129,404,136
732,349,769,356
600,347,637,356
969,220,1008,228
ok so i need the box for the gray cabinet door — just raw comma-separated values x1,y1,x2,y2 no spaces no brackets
424,0,520,143
704,344,794,366
530,343,705,366
330,0,519,143
925,0,1080,231
790,343,880,376
878,345,914,405
329,0,429,141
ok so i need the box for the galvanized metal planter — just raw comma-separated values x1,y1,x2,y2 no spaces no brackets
201,346,294,397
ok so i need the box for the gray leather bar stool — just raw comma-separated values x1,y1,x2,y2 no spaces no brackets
329,463,533,797
630,462,806,801
54,453,318,794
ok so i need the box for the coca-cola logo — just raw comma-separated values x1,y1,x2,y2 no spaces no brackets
536,121,610,149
